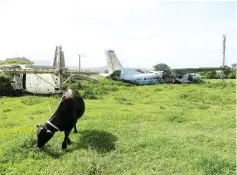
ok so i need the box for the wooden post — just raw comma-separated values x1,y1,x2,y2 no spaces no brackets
221,35,226,82
79,54,81,72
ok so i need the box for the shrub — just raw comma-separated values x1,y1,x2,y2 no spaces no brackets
228,72,236,79
204,71,217,79
0,75,15,96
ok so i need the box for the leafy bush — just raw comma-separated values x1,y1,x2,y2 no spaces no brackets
62,77,131,99
228,72,236,79
0,75,15,96
80,80,119,99
204,71,218,79
62,82,82,90
153,63,170,71
204,68,236,79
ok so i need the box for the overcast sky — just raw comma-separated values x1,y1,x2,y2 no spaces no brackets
0,0,236,68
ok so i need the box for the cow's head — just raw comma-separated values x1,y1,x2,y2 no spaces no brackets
36,124,55,148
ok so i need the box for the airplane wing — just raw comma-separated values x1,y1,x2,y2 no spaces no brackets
0,64,97,75
172,67,226,72
169,67,228,76
0,65,21,69
0,65,64,74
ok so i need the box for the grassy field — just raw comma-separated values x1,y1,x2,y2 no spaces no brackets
0,79,236,175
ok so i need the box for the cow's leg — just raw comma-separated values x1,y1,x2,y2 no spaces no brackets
73,123,77,133
62,130,70,149
67,137,72,144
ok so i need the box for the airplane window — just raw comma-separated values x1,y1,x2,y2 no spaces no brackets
136,69,145,73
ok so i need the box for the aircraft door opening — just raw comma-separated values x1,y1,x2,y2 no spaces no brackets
23,74,26,89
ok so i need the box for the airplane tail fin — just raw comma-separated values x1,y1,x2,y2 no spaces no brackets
105,50,123,75
53,46,65,68
53,45,65,88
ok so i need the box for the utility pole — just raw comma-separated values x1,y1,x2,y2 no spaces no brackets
79,54,81,72
78,54,86,72
221,34,226,82
223,34,226,68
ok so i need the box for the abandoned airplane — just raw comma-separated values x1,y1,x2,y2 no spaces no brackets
100,50,163,85
101,50,227,84
0,46,95,95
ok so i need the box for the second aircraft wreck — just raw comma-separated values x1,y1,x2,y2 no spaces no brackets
101,50,227,85
100,50,163,85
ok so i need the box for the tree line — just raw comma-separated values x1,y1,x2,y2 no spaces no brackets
153,63,236,79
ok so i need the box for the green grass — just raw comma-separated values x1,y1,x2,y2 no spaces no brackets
0,79,236,175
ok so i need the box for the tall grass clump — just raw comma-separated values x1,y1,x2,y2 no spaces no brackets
204,81,235,89
21,96,43,105
198,154,236,175
62,77,132,99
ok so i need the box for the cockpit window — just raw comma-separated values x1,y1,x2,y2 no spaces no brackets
136,69,145,73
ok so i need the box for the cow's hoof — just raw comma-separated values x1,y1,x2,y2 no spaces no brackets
36,145,42,149
36,143,44,148
73,130,78,134
67,138,72,145
62,145,67,149
62,143,67,149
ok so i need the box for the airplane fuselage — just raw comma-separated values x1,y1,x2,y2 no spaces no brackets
11,73,62,94
114,71,162,85
103,50,163,85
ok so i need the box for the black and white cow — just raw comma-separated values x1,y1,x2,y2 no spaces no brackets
36,89,85,149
